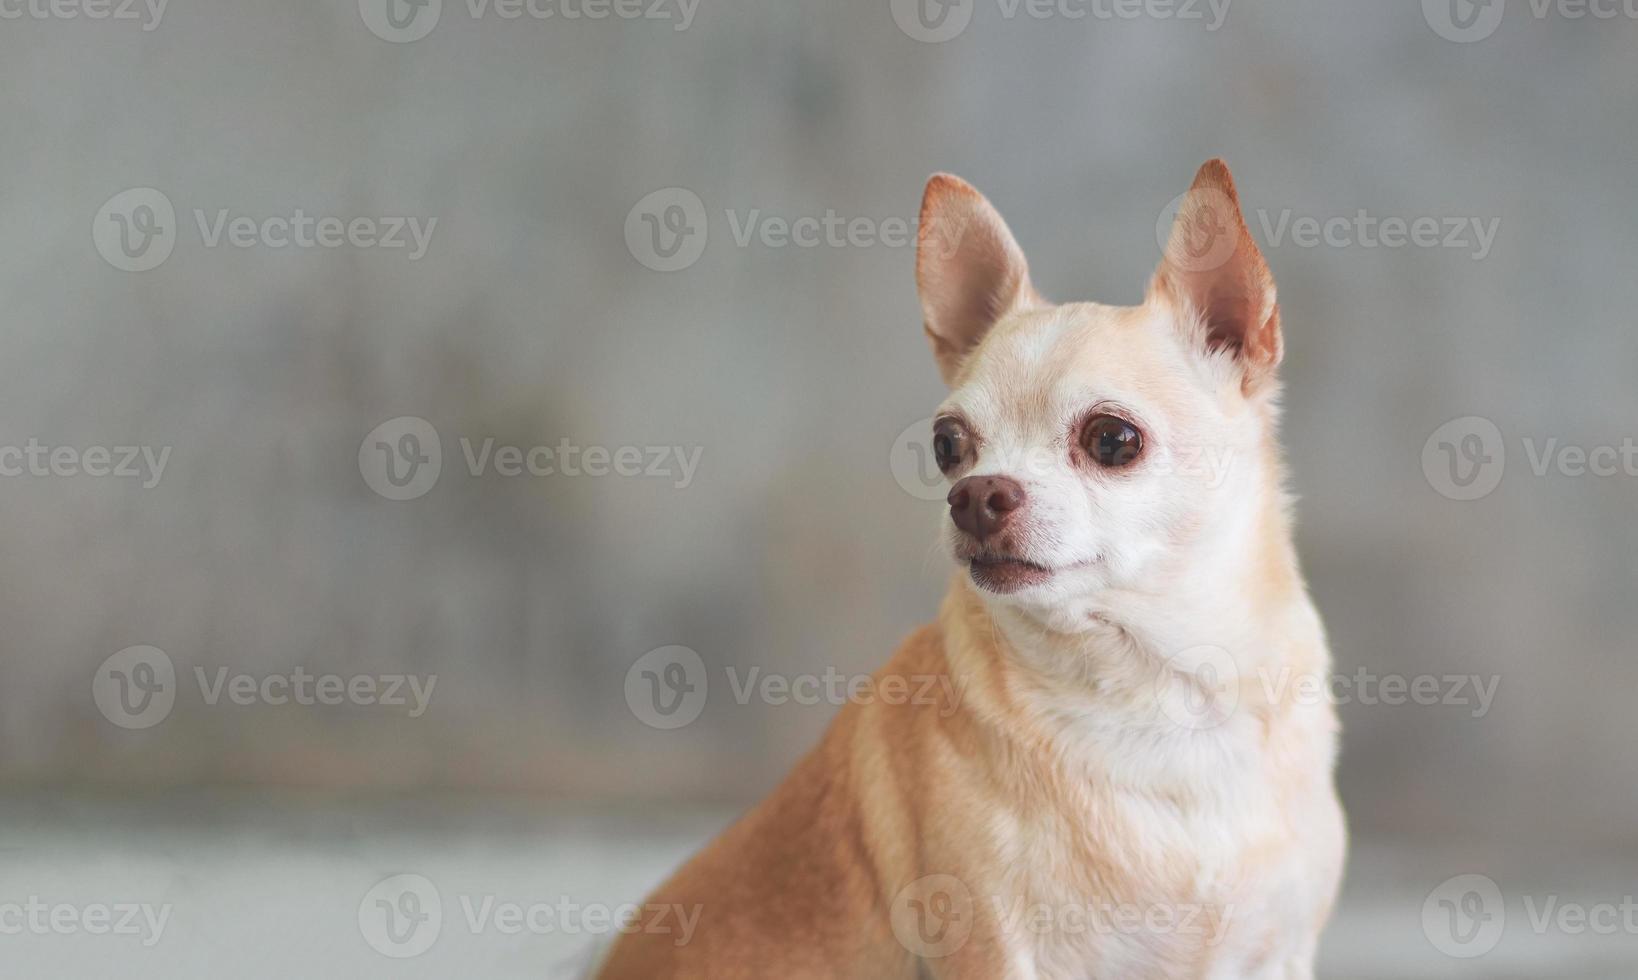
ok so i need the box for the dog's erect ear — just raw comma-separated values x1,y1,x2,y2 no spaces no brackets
1150,159,1282,394
916,174,1038,386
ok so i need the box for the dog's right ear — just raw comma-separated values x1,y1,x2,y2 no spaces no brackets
916,174,1038,386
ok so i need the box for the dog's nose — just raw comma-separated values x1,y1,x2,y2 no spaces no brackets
947,475,1026,541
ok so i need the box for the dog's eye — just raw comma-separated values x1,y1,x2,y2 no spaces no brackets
932,418,972,475
1081,414,1142,467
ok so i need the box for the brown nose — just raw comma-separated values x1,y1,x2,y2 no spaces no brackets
947,475,1026,541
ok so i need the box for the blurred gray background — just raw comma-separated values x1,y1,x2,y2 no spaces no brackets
2,0,1636,976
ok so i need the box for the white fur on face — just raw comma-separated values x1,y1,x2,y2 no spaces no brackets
936,301,1268,627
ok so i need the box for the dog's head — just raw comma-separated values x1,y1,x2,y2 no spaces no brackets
917,160,1286,630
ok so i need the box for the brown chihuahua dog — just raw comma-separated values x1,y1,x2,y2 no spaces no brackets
599,160,1345,979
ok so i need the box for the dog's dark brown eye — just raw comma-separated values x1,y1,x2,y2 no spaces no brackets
932,418,972,475
1082,415,1142,467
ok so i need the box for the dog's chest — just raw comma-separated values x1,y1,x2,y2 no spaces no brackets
987,721,1327,977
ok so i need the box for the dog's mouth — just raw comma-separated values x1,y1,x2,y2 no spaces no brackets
959,548,1100,595
964,553,1059,594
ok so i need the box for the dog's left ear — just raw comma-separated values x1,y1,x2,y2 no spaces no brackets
1150,159,1282,394
916,174,1039,386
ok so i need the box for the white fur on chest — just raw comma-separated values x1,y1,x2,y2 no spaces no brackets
978,689,1335,980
